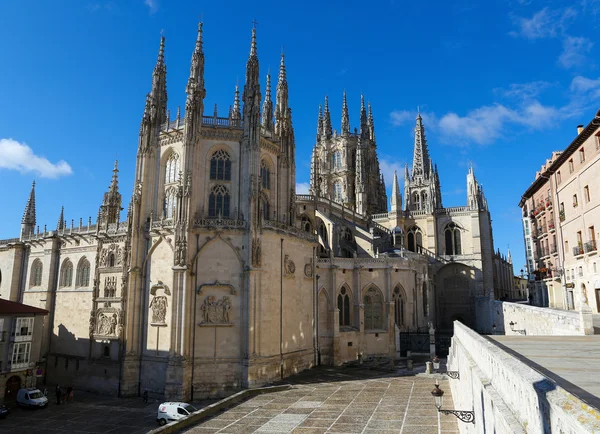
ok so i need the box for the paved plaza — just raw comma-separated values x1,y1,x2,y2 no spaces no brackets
184,368,459,434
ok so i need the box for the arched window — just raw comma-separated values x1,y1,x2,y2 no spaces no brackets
364,286,384,330
208,184,230,218
301,215,312,233
333,182,342,202
421,191,428,209
164,152,180,184
30,260,43,287
76,258,90,287
341,227,353,242
210,149,232,181
332,151,342,170
337,286,351,327
407,226,422,252
413,192,421,211
261,197,270,221
260,160,271,190
393,286,405,327
164,187,177,219
107,253,115,268
59,259,73,287
444,223,461,255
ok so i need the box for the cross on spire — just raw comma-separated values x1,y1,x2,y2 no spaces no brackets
252,18,258,28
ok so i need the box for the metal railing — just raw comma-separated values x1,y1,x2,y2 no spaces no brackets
573,245,584,256
584,240,597,253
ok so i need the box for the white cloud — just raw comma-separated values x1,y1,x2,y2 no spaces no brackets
558,36,593,68
495,81,554,100
570,75,600,97
0,138,72,178
144,0,158,14
296,182,310,194
389,110,413,126
509,7,576,39
379,155,405,187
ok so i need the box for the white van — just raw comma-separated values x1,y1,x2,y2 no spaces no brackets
16,388,48,408
156,402,197,426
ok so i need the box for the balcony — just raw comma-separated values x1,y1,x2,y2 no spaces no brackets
548,222,555,232
584,240,597,254
559,210,565,222
546,197,553,209
573,245,584,256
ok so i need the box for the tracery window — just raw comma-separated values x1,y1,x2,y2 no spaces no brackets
393,286,405,327
59,259,73,287
444,223,461,255
209,149,232,181
337,286,351,327
333,182,342,202
301,215,312,233
341,227,353,242
76,258,90,287
165,152,180,184
261,197,270,220
364,286,384,330
260,160,271,190
332,151,342,170
30,259,43,287
407,226,422,252
164,187,177,219
208,184,230,218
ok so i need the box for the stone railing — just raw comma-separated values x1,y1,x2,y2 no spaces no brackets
0,238,20,245
447,321,600,433
435,206,470,214
491,300,593,335
263,220,317,242
193,218,246,229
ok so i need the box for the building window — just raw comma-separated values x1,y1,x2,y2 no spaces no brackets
569,158,574,173
584,185,590,202
209,149,232,181
444,223,461,255
59,259,73,287
11,342,31,366
30,260,43,287
557,171,562,184
261,197,270,220
573,194,578,207
332,151,342,170
579,147,585,163
337,287,351,327
76,258,90,287
15,317,33,339
393,286,405,328
333,182,342,202
364,287,384,330
164,187,177,219
208,184,230,218
300,215,312,233
407,226,422,252
260,160,271,190
164,152,180,184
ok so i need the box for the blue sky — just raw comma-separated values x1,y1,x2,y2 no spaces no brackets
2,0,600,272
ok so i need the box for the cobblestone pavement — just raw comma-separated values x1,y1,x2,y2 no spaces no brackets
184,367,459,434
0,390,216,433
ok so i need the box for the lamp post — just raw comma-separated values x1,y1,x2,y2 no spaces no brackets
431,380,475,424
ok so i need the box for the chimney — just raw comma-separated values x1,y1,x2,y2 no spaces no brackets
577,124,584,134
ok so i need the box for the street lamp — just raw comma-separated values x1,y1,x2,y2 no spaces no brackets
432,355,440,371
431,356,460,379
431,380,475,424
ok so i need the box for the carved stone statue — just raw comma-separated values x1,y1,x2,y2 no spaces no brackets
284,254,296,275
200,296,232,324
149,281,171,326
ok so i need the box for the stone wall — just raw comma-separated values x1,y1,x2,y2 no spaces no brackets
491,300,593,335
448,321,600,433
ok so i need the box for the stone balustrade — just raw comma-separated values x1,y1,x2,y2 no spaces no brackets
491,300,593,336
448,321,600,433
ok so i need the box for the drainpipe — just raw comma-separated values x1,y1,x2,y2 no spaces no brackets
280,238,284,379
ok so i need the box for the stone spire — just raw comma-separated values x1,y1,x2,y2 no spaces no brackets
188,22,205,89
341,91,350,135
261,72,274,131
367,102,375,142
20,181,36,239
323,96,332,139
359,95,368,137
310,145,320,196
355,138,366,214
57,206,65,231
412,111,431,181
245,27,259,89
275,53,289,135
391,171,402,213
231,85,241,123
507,247,512,264
151,36,168,128
316,104,323,141
98,161,123,226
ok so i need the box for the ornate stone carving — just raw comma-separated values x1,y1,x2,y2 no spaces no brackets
133,181,143,204
174,235,187,267
304,259,313,278
197,281,236,295
99,243,123,267
284,254,296,276
149,281,170,326
200,296,232,325
251,238,261,267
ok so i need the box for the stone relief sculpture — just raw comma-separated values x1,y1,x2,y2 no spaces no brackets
174,236,187,267
149,281,171,326
200,296,232,325
304,259,313,278
284,254,296,276
99,243,123,267
92,307,122,338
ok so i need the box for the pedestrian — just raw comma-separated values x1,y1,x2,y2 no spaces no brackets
55,385,61,405
143,389,148,403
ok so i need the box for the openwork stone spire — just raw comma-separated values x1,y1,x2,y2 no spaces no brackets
412,112,431,181
22,181,36,226
359,94,368,136
98,161,123,226
261,73,273,131
275,53,289,135
391,171,401,212
341,91,350,135
231,85,241,122
316,104,323,141
367,102,375,142
151,36,168,127
57,206,65,231
322,96,332,139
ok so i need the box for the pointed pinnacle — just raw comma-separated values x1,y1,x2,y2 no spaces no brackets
250,27,257,57
57,206,65,230
278,53,286,83
22,180,36,225
368,102,374,123
361,94,365,111
324,96,329,112
196,22,203,51
265,73,272,100
157,36,165,64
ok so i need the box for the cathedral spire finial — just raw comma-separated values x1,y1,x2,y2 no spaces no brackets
232,84,241,122
359,94,368,136
262,72,274,131
274,52,289,135
367,102,375,142
341,90,350,135
57,206,65,231
21,180,37,227
250,25,257,57
316,104,323,141
391,170,402,213
322,96,332,139
411,110,431,181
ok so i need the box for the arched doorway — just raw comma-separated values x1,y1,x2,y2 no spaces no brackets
4,375,21,401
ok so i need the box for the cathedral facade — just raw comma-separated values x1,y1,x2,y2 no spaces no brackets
0,24,510,401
